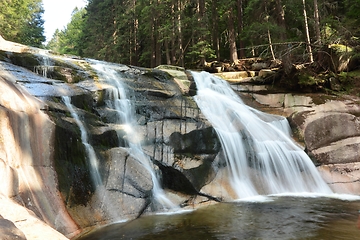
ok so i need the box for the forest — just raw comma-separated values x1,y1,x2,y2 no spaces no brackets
1,1,360,71
0,0,45,47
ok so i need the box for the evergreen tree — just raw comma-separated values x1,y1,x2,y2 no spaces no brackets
46,29,63,53
0,0,45,47
68,0,360,67
47,7,86,55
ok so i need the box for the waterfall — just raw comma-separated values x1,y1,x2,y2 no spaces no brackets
192,71,332,199
62,96,102,186
90,61,176,210
35,52,54,78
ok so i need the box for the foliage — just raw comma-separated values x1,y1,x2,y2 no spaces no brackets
0,0,45,47
298,73,325,87
46,7,86,56
186,40,216,64
43,0,360,70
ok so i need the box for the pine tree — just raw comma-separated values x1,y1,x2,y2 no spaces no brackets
47,7,86,55
70,0,360,67
19,0,45,47
0,0,45,47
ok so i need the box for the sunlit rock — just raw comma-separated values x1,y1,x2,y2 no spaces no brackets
1,38,360,240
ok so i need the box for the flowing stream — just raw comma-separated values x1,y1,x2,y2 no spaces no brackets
62,96,102,186
192,71,332,198
35,51,53,78
90,61,176,210
76,71,360,240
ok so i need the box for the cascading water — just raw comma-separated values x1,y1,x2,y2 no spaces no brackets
62,95,123,220
192,71,333,199
90,61,176,210
35,52,54,78
62,96,102,186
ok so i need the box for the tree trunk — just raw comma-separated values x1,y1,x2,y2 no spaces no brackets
155,32,162,66
165,38,171,65
129,0,139,66
314,0,321,44
155,0,162,66
265,1,275,60
275,0,287,41
176,0,184,67
228,9,238,63
171,0,176,64
150,2,156,67
237,0,245,58
275,0,292,72
303,0,314,62
268,29,276,60
211,2,220,60
133,17,139,66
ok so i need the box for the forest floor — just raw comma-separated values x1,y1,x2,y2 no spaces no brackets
202,57,360,99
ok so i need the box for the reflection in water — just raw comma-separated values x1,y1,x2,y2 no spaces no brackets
77,197,360,240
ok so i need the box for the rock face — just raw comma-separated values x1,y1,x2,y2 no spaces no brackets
0,65,78,239
0,214,26,240
1,38,360,240
0,40,224,238
288,100,360,194
237,86,360,195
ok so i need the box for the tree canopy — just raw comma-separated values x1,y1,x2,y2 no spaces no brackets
0,0,45,47
44,1,360,68
46,7,86,55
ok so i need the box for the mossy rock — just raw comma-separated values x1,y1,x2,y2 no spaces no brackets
0,50,9,61
53,120,95,207
155,65,185,71
7,52,41,70
329,44,353,54
143,69,173,82
297,73,326,87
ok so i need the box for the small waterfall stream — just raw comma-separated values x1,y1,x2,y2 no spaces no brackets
35,51,54,78
91,61,176,210
62,96,102,186
192,71,332,199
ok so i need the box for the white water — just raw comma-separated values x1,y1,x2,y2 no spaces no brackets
35,52,54,78
90,61,176,210
62,96,102,186
192,71,333,199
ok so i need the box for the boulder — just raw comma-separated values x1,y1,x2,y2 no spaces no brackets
304,113,360,151
232,82,360,195
214,71,253,84
310,137,360,164
317,163,360,194
258,69,275,78
286,100,360,194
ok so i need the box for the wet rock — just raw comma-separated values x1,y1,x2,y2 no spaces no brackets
285,99,360,194
11,39,360,238
169,127,221,154
317,163,360,194
231,81,360,195
154,160,220,202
